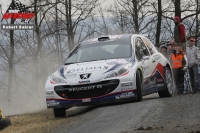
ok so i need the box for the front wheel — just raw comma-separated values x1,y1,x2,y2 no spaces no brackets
136,70,142,102
54,108,66,117
158,67,173,97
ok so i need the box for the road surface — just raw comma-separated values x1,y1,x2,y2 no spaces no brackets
1,93,200,133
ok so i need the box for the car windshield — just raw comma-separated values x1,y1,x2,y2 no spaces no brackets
64,39,132,64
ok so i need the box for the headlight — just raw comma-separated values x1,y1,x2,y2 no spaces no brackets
105,63,131,79
51,71,67,83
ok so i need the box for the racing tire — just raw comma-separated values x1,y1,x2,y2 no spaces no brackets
158,67,173,97
136,70,142,102
54,108,66,117
0,117,11,130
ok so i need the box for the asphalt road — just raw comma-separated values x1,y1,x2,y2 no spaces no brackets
49,93,200,133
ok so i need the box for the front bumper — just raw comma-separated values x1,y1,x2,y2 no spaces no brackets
54,79,120,99
46,89,137,108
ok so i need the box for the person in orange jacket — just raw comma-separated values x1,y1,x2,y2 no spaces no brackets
170,43,188,94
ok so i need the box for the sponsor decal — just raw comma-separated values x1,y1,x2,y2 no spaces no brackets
143,77,157,88
121,82,133,87
46,95,55,98
79,80,90,84
115,92,135,99
80,73,91,79
69,85,102,92
104,63,123,73
121,82,134,91
140,66,149,72
148,77,156,86
46,91,54,95
46,91,55,98
67,66,109,74
47,101,60,106
1,0,35,30
157,78,163,82
157,84,165,87
82,98,91,102
121,87,133,91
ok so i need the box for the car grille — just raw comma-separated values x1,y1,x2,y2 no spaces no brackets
54,79,120,99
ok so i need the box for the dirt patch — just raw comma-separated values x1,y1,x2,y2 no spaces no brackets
0,106,95,133
135,126,164,131
0,109,66,133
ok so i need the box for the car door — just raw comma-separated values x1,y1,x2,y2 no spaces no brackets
141,37,158,77
134,38,152,80
140,37,161,94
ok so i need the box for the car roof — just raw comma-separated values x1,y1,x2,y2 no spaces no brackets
81,34,133,45
80,34,154,46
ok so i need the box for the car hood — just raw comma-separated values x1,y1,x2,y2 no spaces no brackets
56,58,134,84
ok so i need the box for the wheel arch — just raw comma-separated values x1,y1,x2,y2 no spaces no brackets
165,63,174,79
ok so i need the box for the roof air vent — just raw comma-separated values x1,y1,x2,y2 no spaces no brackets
98,37,110,41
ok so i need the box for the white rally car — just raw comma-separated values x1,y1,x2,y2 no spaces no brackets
45,34,173,117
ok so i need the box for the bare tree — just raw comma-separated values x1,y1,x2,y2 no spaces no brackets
56,0,99,51
155,0,162,47
195,0,200,46
7,0,15,90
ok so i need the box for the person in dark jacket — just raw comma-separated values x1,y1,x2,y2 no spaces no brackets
171,16,187,51
170,43,188,94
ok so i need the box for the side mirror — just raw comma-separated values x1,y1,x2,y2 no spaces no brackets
142,56,150,60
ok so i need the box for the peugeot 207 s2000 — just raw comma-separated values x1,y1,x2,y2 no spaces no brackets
45,34,173,117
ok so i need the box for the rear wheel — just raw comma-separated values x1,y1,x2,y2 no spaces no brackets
54,108,66,117
158,67,173,97
136,70,142,102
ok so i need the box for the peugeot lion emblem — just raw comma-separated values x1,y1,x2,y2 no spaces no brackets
80,73,91,79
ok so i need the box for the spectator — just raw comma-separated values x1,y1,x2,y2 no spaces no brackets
186,38,200,93
171,16,187,51
160,46,168,59
166,42,174,60
170,43,188,94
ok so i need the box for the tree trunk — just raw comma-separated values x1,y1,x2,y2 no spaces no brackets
132,0,139,33
195,0,199,46
8,18,15,90
34,0,42,89
55,0,61,65
174,0,181,20
155,0,162,47
65,0,75,52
